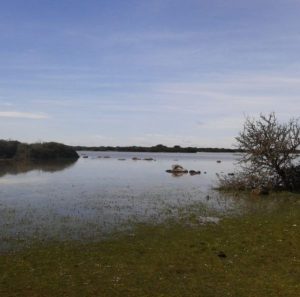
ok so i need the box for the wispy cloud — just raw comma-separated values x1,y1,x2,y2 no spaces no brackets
0,111,49,119
0,1,299,146
156,74,300,116
0,102,13,107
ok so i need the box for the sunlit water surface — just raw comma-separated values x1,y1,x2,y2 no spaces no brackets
0,152,266,251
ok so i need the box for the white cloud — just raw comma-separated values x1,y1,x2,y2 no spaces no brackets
0,111,49,119
0,101,13,107
156,74,300,117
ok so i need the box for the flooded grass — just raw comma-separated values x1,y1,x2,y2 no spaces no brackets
1,154,300,295
0,152,239,252
1,192,300,296
0,191,225,252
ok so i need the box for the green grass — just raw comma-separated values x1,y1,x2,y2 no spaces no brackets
1,193,300,297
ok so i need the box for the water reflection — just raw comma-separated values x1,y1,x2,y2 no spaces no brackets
0,152,265,252
0,159,78,177
170,172,188,177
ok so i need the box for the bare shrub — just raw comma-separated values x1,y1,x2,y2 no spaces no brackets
218,113,300,191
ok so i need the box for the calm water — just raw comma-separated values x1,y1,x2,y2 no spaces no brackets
0,152,241,250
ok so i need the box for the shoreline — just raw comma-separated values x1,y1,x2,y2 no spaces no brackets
1,192,299,296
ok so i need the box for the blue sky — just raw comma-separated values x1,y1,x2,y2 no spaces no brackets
1,0,300,147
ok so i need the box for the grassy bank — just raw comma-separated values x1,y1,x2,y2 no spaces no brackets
1,193,300,297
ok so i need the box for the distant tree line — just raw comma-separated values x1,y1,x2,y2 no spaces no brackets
73,144,240,153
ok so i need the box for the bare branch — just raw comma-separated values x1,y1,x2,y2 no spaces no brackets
220,113,300,191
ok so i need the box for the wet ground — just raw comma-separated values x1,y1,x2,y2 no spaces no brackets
0,152,242,251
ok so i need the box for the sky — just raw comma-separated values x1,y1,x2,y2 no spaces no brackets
0,0,300,147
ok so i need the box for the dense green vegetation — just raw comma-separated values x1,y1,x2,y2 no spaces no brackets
1,193,299,297
0,140,20,159
0,140,79,161
73,144,240,153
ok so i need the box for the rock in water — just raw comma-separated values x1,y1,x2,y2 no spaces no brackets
189,170,201,175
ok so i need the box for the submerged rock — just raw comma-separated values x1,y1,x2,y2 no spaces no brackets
144,158,154,161
166,164,188,173
189,170,201,175
166,164,188,176
171,171,188,177
172,164,187,172
132,157,141,161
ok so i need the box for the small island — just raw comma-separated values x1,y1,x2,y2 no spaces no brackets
0,140,79,161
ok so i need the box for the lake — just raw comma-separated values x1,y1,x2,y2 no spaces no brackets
0,152,241,251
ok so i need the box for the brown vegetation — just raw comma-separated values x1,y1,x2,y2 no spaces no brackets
218,113,300,192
